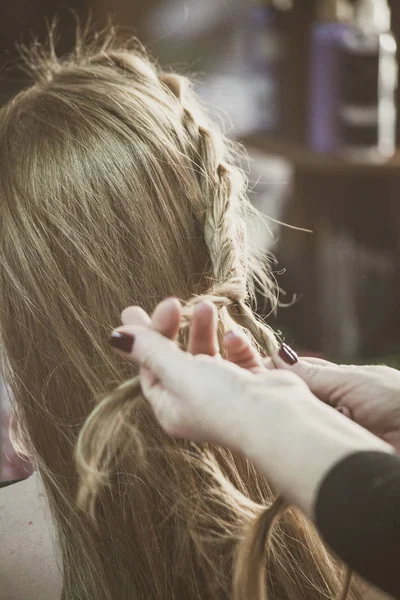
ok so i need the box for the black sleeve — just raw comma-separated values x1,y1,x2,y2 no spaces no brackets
315,451,400,599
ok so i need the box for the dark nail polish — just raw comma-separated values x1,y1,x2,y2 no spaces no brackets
278,343,298,365
109,331,135,353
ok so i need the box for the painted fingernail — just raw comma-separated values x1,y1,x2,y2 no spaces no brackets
278,343,298,365
337,406,352,419
109,331,135,353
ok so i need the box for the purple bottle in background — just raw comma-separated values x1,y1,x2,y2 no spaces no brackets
309,0,353,153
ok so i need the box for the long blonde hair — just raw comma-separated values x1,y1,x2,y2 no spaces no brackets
0,29,360,600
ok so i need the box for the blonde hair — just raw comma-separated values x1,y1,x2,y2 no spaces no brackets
0,29,359,600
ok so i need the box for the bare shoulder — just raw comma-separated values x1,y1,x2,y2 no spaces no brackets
0,475,62,600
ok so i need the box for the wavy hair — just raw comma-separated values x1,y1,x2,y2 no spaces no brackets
0,28,359,600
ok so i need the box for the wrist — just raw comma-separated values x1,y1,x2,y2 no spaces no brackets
240,389,393,519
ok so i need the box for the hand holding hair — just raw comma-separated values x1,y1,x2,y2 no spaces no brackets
111,298,400,600
110,298,392,520
113,298,261,450
186,305,400,453
3,28,393,600
271,353,400,452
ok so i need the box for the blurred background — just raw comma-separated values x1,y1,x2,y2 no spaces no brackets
1,0,400,479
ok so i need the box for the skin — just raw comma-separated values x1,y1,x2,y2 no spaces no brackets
273,357,400,452
0,298,396,600
122,299,400,452
113,298,394,519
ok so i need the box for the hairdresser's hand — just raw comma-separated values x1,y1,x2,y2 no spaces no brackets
224,333,400,453
270,352,400,453
110,298,391,518
120,298,400,452
112,299,294,448
222,330,400,452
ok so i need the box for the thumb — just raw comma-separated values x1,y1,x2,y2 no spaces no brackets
273,346,354,406
110,326,193,397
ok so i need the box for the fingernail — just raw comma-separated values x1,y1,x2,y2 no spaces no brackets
337,406,352,419
278,343,298,365
109,331,135,353
225,331,235,340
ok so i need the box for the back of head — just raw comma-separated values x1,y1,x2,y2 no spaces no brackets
0,29,360,600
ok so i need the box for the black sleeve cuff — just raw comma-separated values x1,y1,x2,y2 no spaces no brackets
315,450,400,599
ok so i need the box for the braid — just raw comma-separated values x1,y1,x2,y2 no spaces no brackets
76,67,285,600
9,31,356,600
73,58,354,600
161,74,241,281
160,72,277,355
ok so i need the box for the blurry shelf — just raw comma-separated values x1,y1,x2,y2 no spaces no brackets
242,135,400,176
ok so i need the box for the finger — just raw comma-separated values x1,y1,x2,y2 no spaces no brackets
293,356,388,375
225,330,264,371
266,353,336,370
120,300,181,392
299,357,335,367
121,306,151,327
119,306,155,390
110,326,193,397
121,298,181,389
263,358,275,370
122,298,181,389
188,301,219,356
146,298,181,390
150,297,181,340
301,359,392,377
272,345,356,406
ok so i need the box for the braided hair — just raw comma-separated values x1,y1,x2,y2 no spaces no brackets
70,39,354,600
2,27,358,600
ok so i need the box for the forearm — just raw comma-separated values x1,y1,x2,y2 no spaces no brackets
242,394,393,519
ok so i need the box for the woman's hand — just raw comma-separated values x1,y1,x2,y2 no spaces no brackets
110,298,391,518
272,354,400,452
188,305,400,453
116,297,400,452
223,329,400,452
111,298,305,450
